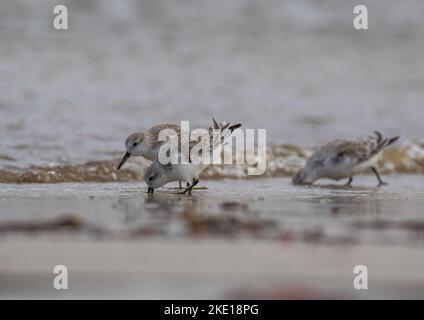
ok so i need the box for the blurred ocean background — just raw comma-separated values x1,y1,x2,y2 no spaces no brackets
1,0,423,181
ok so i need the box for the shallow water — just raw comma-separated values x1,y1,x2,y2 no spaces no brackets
1,175,424,299
1,175,423,246
1,0,424,173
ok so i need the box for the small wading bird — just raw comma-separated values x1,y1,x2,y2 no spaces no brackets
117,123,183,187
144,120,241,195
292,131,399,187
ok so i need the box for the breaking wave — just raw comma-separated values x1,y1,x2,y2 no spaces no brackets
0,141,423,184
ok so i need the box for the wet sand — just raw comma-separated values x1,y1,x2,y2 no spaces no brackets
1,175,424,299
2,240,424,299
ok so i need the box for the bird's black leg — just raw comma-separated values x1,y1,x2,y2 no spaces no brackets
345,177,353,186
372,167,387,187
187,179,199,195
147,187,154,194
179,179,199,195
179,181,182,189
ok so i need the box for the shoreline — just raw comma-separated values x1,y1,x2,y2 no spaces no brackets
1,141,423,183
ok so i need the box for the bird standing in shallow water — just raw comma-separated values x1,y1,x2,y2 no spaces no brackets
292,131,400,187
117,123,184,188
117,123,181,170
144,120,242,195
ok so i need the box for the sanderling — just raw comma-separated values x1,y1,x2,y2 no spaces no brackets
117,123,181,169
144,120,242,194
117,123,187,187
292,131,400,186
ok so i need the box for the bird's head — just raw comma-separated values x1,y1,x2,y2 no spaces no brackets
292,165,320,185
143,163,168,189
117,132,147,170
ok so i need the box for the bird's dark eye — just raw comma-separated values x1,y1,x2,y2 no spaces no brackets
148,176,154,181
336,151,345,158
132,142,138,147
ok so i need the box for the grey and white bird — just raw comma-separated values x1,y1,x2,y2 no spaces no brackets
117,123,187,187
144,120,242,194
117,123,181,170
292,131,399,186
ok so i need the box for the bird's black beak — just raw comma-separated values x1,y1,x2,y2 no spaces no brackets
117,152,130,170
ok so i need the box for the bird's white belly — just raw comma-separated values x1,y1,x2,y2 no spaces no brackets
350,154,380,175
323,154,381,180
173,164,204,183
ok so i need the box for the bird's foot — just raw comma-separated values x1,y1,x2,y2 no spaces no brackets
344,177,353,187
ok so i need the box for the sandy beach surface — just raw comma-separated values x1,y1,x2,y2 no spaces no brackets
1,175,424,299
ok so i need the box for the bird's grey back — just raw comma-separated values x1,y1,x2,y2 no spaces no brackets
307,132,397,168
147,124,181,150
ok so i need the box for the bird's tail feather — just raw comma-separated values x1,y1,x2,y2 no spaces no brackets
371,131,400,156
209,118,242,151
387,135,400,146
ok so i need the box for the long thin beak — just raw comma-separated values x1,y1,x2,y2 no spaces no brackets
117,152,130,170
